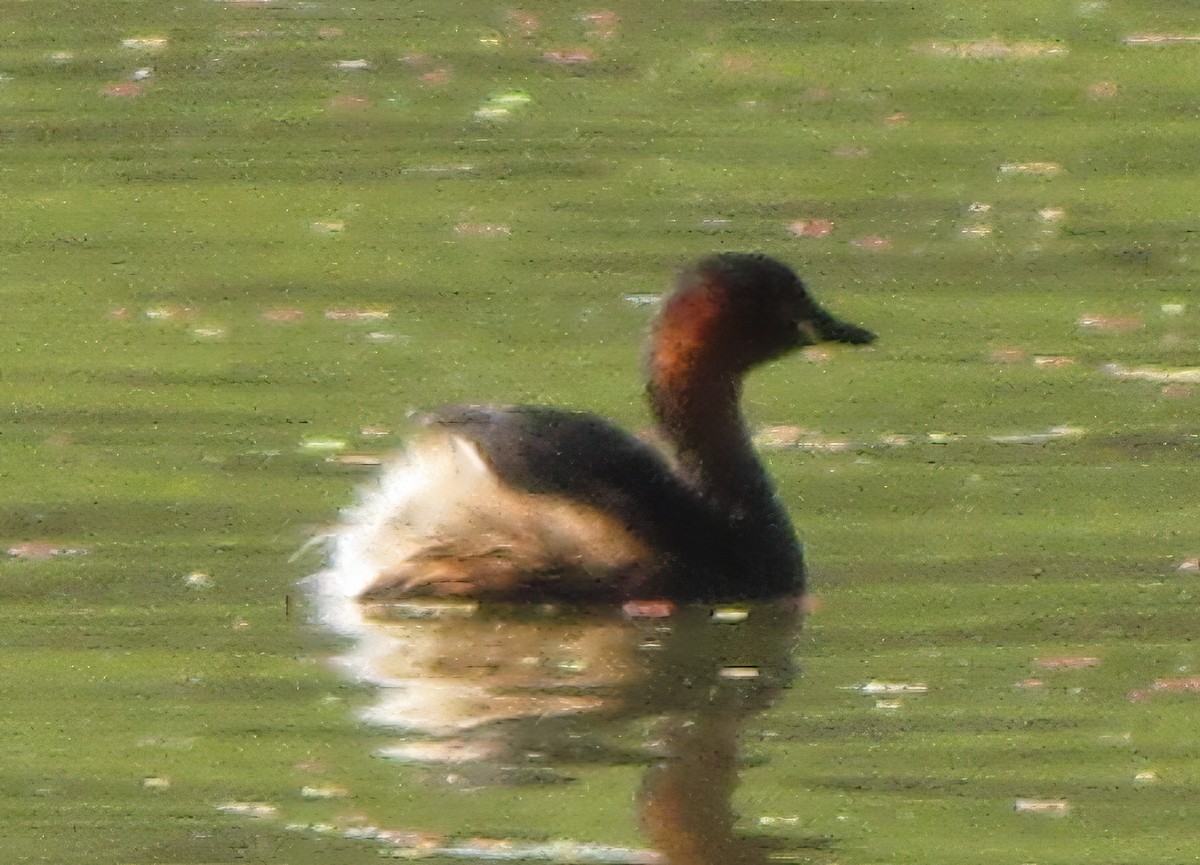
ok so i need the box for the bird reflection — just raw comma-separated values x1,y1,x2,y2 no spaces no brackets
318,596,802,864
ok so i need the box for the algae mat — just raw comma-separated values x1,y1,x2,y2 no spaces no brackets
1,1,1198,863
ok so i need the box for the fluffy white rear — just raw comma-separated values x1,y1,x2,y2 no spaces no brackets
310,430,651,636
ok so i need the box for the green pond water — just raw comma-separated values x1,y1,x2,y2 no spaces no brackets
3,0,1199,862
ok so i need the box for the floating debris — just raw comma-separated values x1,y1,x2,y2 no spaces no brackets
1177,558,1199,572
473,90,532,121
543,49,594,65
621,293,660,307
710,608,749,624
261,308,305,323
851,681,929,695
401,164,475,176
1038,207,1066,222
7,542,87,559
327,454,383,466
1078,314,1141,332
1161,302,1186,315
1033,355,1075,368
960,224,993,238
753,425,855,452
719,666,760,679
927,432,963,444
131,68,153,81
1124,33,1200,45
851,235,892,251
310,220,345,234
698,218,732,231
217,801,278,818
143,305,197,321
581,12,620,40
300,785,348,799
1103,363,1200,383
921,40,1068,59
333,59,372,70
99,82,144,98
47,51,75,64
184,572,214,590
990,425,1084,444
190,326,227,339
999,162,1064,176
623,599,675,618
323,308,389,322
453,222,511,236
360,425,390,437
788,218,834,238
1014,798,1070,815
142,777,171,790
302,439,346,452
874,699,902,710
1015,678,1045,690
122,37,168,50
1033,655,1101,670
379,739,503,764
1134,771,1159,784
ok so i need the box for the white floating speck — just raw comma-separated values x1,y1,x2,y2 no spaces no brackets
967,202,992,213
960,224,993,238
718,666,760,679
300,785,348,799
1124,33,1200,46
1134,771,1159,784
855,681,929,695
327,454,382,466
143,776,171,790
190,326,226,339
875,699,902,710
1104,364,1200,384
990,425,1084,444
710,608,749,624
757,816,801,827
333,59,372,70
621,293,661,307
324,308,389,322
310,221,345,234
999,162,1064,176
302,439,346,452
1014,798,1070,815
217,801,277,818
1038,207,1066,222
131,68,153,81
1161,303,1186,315
927,432,963,444
184,572,214,589
121,37,168,50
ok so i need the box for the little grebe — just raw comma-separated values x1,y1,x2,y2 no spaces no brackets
325,253,874,607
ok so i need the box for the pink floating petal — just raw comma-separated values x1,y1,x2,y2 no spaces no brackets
1033,656,1101,670
623,599,676,618
1077,314,1142,332
788,218,834,238
543,49,593,65
262,308,305,323
851,235,892,251
99,82,144,98
989,348,1026,364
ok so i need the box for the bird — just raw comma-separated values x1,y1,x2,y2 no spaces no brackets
322,252,874,608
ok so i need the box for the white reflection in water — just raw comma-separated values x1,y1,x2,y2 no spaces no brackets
310,586,804,864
